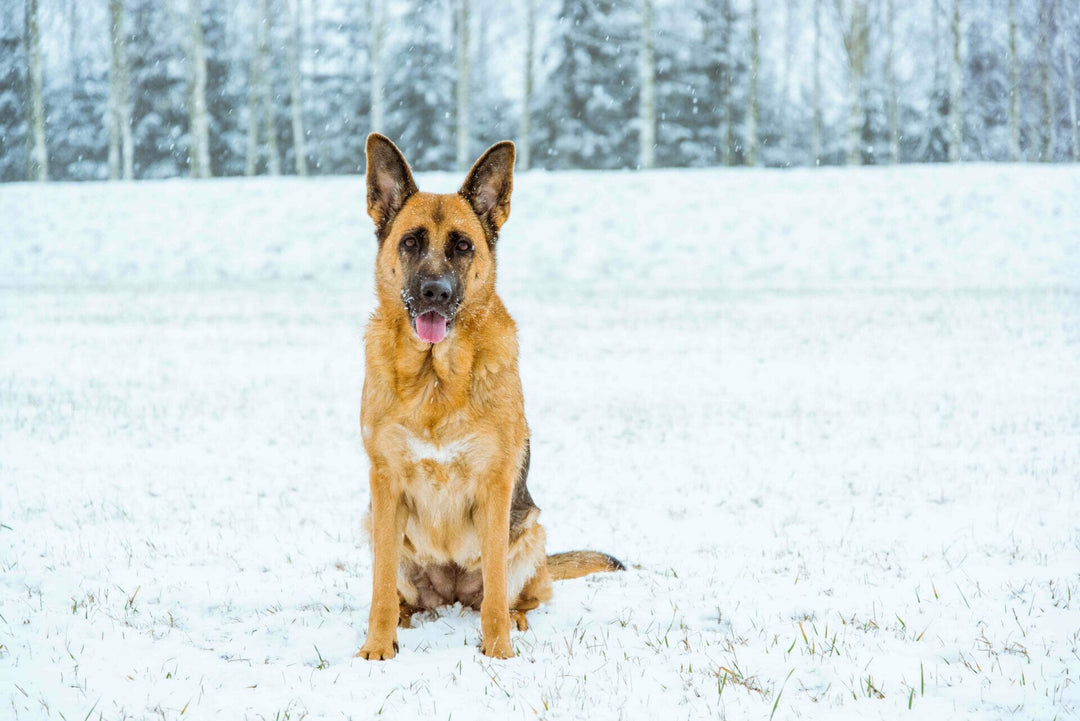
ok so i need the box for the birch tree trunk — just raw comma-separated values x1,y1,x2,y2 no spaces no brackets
747,0,759,166
245,0,278,175
245,5,262,175
188,0,211,178
850,3,865,166
887,0,899,162
108,22,120,178
25,0,47,181
783,0,794,163
1008,0,1021,161
1039,0,1055,161
66,0,79,81
723,0,735,166
638,0,655,169
519,0,535,171
261,0,280,175
837,0,867,165
455,0,470,171
928,0,945,160
1066,38,1079,161
813,0,822,165
368,0,385,133
948,0,962,162
287,0,307,175
108,0,134,180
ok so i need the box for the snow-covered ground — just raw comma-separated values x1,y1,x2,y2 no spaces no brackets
2,165,1079,720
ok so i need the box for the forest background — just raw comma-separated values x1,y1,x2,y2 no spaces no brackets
2,0,1079,183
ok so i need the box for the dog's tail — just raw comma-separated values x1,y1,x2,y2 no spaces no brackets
546,551,626,581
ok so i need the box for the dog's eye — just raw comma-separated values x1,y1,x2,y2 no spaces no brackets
401,235,418,250
455,239,473,253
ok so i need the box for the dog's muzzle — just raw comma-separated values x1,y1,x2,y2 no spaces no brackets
403,273,460,344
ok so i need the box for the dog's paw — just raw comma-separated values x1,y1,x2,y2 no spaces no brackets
356,638,398,661
480,608,515,658
480,635,515,659
509,610,529,631
481,634,514,660
398,607,417,629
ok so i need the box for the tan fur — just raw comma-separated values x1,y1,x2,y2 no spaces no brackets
355,135,619,661
547,551,626,580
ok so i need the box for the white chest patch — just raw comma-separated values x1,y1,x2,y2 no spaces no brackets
405,435,471,464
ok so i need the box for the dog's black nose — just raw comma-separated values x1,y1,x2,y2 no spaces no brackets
420,277,452,303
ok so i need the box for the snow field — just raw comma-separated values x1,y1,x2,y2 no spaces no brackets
2,165,1080,720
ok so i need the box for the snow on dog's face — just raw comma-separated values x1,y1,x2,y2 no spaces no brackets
365,134,515,345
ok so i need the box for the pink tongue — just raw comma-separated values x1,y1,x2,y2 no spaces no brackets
416,312,448,344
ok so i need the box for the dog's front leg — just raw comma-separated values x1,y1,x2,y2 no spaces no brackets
478,474,514,659
357,466,402,660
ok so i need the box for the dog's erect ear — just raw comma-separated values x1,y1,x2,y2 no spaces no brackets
366,133,418,235
460,141,515,236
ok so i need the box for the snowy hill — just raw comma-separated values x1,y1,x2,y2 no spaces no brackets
2,166,1079,720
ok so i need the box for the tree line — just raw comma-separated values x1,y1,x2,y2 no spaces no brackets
0,0,1077,183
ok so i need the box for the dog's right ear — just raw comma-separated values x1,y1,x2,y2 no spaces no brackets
365,134,418,237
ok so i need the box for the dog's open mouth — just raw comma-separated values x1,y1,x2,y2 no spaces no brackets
414,310,449,344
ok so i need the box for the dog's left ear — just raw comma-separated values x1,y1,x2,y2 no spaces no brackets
460,141,515,236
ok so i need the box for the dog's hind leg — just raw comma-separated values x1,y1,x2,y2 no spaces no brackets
510,564,552,631
509,609,529,631
398,600,422,628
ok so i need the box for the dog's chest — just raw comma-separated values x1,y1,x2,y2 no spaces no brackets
398,431,485,565
396,428,482,485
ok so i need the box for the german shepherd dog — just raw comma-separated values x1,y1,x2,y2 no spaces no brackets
357,134,623,660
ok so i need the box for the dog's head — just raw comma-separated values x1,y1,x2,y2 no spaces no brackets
365,133,514,345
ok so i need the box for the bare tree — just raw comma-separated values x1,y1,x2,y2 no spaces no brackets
835,0,869,165
783,0,795,163
1066,29,1079,161
886,0,900,162
747,0,759,166
25,0,47,181
262,0,280,175
519,0,535,171
65,0,79,81
948,0,962,161
455,0,471,170
1008,0,1021,161
723,0,736,166
108,0,134,180
813,0,823,165
1039,0,1056,161
287,0,307,175
639,0,655,169
245,5,262,175
246,0,280,175
188,0,211,178
932,0,941,99
368,0,385,133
